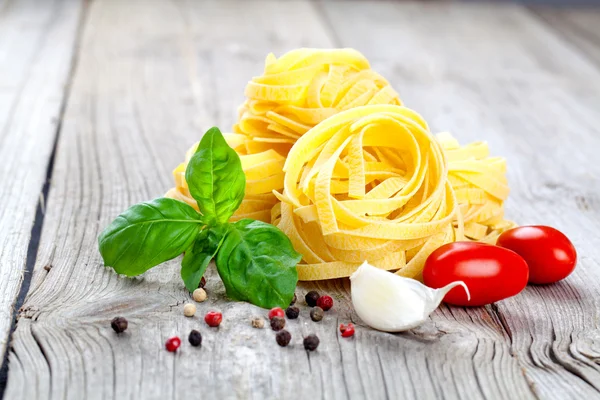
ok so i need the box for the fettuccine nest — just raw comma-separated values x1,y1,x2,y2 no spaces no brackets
166,48,516,281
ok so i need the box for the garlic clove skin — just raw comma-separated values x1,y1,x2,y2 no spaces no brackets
350,261,470,332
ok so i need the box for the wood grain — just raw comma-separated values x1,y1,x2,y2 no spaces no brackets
319,1,600,398
534,7,600,68
0,0,83,362
3,0,600,399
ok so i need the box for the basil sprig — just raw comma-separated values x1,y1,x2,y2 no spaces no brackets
98,127,301,308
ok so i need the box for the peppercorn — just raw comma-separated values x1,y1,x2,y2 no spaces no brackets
198,276,207,288
310,306,324,322
303,334,320,351
165,336,181,352
305,291,320,307
276,330,292,347
290,293,297,306
111,317,128,333
251,317,265,329
183,303,196,317
270,316,286,331
340,323,355,338
192,288,207,302
205,311,223,327
316,295,333,311
286,306,300,319
268,307,285,320
188,330,202,347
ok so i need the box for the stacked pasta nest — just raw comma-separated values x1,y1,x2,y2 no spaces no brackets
166,49,516,281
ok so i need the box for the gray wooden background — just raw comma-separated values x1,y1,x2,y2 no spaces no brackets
1,0,599,399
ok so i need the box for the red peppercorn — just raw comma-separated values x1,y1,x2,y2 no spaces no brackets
317,295,333,311
165,336,181,352
268,307,285,320
339,323,355,338
205,311,223,327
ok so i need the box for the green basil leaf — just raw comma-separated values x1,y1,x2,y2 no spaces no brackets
185,127,246,224
181,226,226,292
99,198,202,276
215,219,301,308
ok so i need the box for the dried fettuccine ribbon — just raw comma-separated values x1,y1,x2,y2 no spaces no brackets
165,133,282,222
170,49,402,223
436,132,517,244
234,48,402,155
272,105,458,281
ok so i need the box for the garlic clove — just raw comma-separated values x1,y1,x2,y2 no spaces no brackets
350,261,470,332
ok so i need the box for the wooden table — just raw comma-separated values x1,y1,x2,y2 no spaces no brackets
1,0,599,398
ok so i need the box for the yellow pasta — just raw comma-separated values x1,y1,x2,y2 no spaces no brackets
234,48,402,155
165,48,516,282
274,105,457,281
436,132,517,244
169,48,403,222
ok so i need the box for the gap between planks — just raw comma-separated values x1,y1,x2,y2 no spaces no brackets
0,0,90,395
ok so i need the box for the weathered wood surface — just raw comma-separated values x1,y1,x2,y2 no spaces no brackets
2,0,600,399
534,7,600,67
0,0,83,363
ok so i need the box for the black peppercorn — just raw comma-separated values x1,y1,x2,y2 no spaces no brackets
290,293,297,306
286,306,300,319
305,291,320,307
303,334,320,351
270,316,286,331
310,306,324,322
188,330,202,347
111,317,128,333
199,276,207,289
276,330,292,347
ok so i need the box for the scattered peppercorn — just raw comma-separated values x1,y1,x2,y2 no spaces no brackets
268,307,285,320
310,306,324,322
316,295,333,311
111,317,128,333
188,330,202,347
340,323,355,338
192,288,207,302
276,330,292,347
43,265,52,272
198,276,207,288
165,336,181,352
305,291,320,307
290,293,297,306
286,306,300,319
205,311,223,327
303,334,320,351
251,317,265,329
183,303,196,317
270,316,286,331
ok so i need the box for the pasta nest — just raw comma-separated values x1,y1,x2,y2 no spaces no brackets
233,48,402,155
271,105,457,280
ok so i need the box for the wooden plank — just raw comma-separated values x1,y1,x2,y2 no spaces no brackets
0,0,83,363
534,8,600,67
319,1,600,399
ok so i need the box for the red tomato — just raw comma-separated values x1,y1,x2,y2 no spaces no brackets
423,242,528,306
496,226,576,285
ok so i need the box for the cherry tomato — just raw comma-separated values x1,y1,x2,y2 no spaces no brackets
423,242,528,306
496,226,576,285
